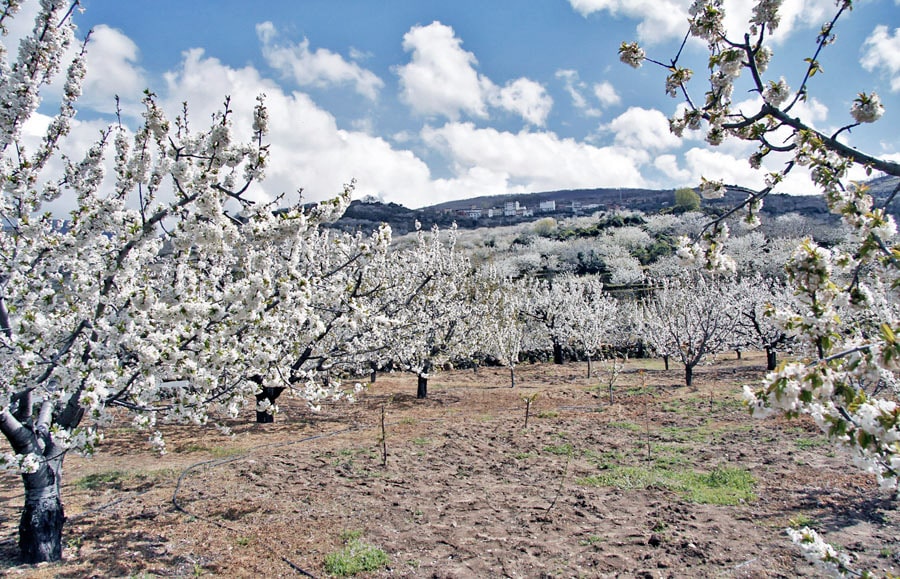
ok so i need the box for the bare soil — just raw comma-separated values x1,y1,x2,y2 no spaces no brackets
1,352,898,578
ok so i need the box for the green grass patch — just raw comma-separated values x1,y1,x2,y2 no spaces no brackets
787,513,819,529
324,532,389,576
536,410,559,418
608,420,642,432
73,470,127,490
512,452,533,460
542,443,575,456
577,465,755,505
795,437,827,449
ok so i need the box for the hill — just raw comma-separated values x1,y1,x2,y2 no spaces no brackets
327,176,900,235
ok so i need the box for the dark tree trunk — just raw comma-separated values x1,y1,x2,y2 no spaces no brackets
19,457,65,563
255,386,286,423
766,348,778,371
509,367,515,388
552,341,564,365
735,349,742,360
370,362,378,384
417,375,428,399
684,365,694,388
636,340,645,359
663,354,669,371
587,355,593,379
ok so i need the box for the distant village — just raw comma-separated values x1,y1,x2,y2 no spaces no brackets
451,199,599,221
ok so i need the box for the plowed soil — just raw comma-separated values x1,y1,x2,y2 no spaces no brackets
1,352,898,578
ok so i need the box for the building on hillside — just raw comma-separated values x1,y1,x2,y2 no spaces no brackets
504,201,533,218
456,206,483,219
539,200,556,212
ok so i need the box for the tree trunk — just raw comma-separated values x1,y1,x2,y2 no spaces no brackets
663,354,669,371
255,386,286,423
19,462,65,563
684,365,694,388
552,341,564,365
735,349,742,360
586,355,593,379
509,366,515,388
766,348,778,371
417,374,428,399
370,362,378,384
636,340,645,359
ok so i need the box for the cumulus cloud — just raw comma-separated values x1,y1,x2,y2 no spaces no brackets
396,21,551,126
567,0,838,44
161,48,444,207
80,25,147,114
607,107,681,151
395,21,490,120
567,0,690,43
556,70,619,116
593,81,621,107
421,122,646,192
861,25,900,92
489,78,553,126
257,22,384,100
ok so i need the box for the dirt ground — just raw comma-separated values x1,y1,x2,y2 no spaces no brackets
0,352,898,578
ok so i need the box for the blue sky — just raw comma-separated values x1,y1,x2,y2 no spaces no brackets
14,0,900,208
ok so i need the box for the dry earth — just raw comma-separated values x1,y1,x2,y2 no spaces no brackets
0,352,898,578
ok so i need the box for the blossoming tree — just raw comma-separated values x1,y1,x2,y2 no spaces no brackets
0,1,364,562
378,224,475,399
620,0,900,570
641,274,740,387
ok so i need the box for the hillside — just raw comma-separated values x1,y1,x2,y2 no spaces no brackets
326,176,900,235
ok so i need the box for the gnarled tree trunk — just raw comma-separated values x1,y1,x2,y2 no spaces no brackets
20,464,65,563
552,341,564,365
255,386,286,423
766,348,778,371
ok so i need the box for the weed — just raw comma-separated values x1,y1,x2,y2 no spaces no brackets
324,532,389,576
411,437,431,446
339,530,364,542
513,452,533,460
577,465,755,505
578,535,604,546
236,537,251,547
608,420,642,432
787,513,818,529
679,466,755,505
536,410,559,419
73,470,126,490
795,437,827,449
542,443,575,456
65,535,83,552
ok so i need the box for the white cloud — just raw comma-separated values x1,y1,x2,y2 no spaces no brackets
567,0,837,44
653,154,692,184
257,22,384,100
489,78,553,126
395,21,490,120
421,122,646,192
593,81,621,107
861,25,900,92
567,0,690,43
607,107,681,150
161,48,444,207
396,21,551,126
80,25,147,114
556,69,620,117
